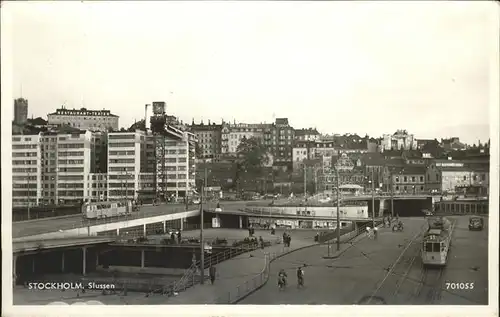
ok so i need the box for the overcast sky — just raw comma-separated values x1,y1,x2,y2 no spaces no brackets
6,1,497,144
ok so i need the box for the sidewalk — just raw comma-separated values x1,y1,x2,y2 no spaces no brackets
161,238,314,304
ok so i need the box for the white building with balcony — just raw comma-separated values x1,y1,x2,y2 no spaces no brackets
12,134,43,207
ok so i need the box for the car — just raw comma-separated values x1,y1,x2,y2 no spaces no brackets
468,216,484,231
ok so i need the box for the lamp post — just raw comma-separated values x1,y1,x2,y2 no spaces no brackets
199,167,208,285
371,169,375,229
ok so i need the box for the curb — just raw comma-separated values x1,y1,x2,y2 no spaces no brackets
232,228,365,304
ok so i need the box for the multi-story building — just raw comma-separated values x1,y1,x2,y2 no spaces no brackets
12,130,107,207
152,127,197,201
294,128,320,142
14,98,28,125
426,159,489,195
381,130,416,151
292,140,337,171
12,134,43,207
190,120,222,160
271,118,294,169
388,166,427,194
47,106,119,132
221,122,269,154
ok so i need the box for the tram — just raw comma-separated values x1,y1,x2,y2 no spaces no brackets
421,216,453,267
82,200,135,219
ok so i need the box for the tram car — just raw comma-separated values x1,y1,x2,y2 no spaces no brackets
82,200,135,219
421,216,453,267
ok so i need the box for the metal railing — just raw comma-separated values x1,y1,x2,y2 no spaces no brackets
215,220,384,304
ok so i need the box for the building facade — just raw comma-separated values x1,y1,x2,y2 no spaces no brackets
294,128,320,142
190,120,222,160
381,130,416,151
14,98,28,124
47,106,119,132
12,131,107,207
390,166,427,194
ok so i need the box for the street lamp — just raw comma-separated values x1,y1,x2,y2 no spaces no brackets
367,170,376,230
199,167,208,285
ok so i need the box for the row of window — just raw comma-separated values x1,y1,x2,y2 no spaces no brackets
109,159,135,164
108,134,136,140
109,151,136,156
12,160,37,165
12,152,38,157
395,176,425,183
108,142,135,148
58,144,85,149
12,145,38,149
58,159,85,165
58,151,85,157
13,168,37,173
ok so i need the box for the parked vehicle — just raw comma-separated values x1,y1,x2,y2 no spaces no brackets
468,216,484,231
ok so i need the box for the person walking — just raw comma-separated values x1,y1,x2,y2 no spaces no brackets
209,264,216,285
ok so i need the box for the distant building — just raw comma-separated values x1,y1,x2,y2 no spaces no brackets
47,106,119,132
426,159,489,195
440,137,466,151
190,120,223,160
294,128,320,141
382,130,416,151
388,166,427,195
14,98,28,124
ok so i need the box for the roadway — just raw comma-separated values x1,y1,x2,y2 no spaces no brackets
239,215,489,305
12,201,250,238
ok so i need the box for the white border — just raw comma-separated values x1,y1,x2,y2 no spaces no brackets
1,2,498,317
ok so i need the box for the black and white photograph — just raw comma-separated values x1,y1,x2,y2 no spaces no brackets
1,1,498,317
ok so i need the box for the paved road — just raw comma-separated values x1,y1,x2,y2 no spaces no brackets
436,216,488,305
239,218,427,304
239,216,489,305
12,201,251,238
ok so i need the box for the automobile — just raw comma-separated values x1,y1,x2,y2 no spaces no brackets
423,209,433,216
192,198,201,204
468,216,484,231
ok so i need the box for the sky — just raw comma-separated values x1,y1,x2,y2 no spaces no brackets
5,1,497,144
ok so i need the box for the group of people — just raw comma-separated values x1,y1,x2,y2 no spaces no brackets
282,232,292,247
277,266,305,289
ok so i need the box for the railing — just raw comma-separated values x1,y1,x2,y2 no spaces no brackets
146,241,262,296
215,220,384,304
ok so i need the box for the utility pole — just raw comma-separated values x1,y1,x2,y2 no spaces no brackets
200,168,205,284
336,159,340,251
371,169,375,229
390,169,394,218
304,162,307,214
27,169,31,220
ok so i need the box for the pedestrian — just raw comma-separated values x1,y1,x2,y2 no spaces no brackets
209,264,216,285
259,236,264,249
170,231,176,242
177,230,182,244
288,235,292,247
373,227,378,240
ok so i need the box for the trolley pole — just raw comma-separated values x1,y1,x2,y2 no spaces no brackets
304,163,307,214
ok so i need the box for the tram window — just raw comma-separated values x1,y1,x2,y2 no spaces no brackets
433,243,440,252
425,243,433,252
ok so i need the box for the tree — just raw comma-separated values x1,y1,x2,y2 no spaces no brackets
128,120,146,132
235,137,269,192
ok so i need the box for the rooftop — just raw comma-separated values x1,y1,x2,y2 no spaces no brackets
48,107,118,117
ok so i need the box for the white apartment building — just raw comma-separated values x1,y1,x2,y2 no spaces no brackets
155,126,197,200
12,134,43,207
106,128,197,203
12,131,105,207
221,122,269,154
56,131,96,204
47,106,119,132
382,130,416,151
107,131,146,202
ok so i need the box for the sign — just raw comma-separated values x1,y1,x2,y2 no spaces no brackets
436,162,464,168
